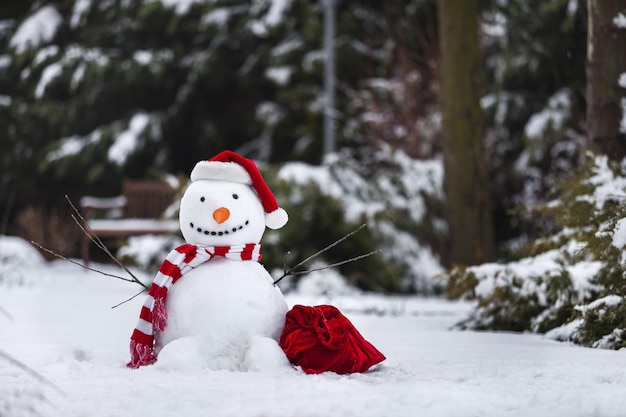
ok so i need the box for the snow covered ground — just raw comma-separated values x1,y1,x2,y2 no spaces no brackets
2,258,626,417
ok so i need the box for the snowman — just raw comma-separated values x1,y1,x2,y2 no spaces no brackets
127,150,290,371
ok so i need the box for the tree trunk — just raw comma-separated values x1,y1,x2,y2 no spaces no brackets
438,0,495,266
586,0,626,159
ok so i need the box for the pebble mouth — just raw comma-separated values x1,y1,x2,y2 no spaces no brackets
189,220,250,236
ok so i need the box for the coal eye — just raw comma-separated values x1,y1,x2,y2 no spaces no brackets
232,194,239,200
200,196,205,202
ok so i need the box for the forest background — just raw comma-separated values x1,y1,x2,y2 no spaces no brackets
1,0,626,349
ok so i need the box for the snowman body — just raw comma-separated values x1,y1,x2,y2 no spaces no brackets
154,178,289,370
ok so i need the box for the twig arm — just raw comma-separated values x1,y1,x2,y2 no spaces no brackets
30,241,143,286
111,288,147,309
273,249,381,285
287,224,367,274
273,224,379,286
65,195,148,290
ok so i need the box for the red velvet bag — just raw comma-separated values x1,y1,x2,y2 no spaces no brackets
279,304,385,374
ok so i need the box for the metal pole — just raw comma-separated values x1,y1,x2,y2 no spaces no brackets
323,0,336,155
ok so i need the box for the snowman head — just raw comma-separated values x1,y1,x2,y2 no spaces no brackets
179,151,288,246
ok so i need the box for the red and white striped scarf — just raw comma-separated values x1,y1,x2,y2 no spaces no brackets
127,243,262,368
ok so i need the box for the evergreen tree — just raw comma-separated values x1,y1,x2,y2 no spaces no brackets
480,0,588,247
0,0,447,270
1,0,320,231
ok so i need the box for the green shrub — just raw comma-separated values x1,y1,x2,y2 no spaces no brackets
447,153,626,348
263,147,446,294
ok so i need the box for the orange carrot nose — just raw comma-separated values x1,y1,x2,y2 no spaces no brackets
213,207,230,224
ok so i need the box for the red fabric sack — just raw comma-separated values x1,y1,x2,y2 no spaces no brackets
279,304,385,374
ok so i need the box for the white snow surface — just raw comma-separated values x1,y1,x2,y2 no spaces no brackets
108,113,150,165
9,6,62,53
614,12,626,28
0,55,11,69
35,62,63,98
612,217,626,248
156,0,206,15
524,89,571,140
47,130,102,162
3,239,626,417
581,154,626,209
248,0,291,37
70,0,92,28
203,7,232,28
0,236,45,288
265,66,293,86
32,45,60,67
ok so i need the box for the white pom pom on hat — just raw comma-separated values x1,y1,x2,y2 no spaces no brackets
190,150,288,229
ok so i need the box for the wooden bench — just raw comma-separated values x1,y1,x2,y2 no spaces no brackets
79,179,180,264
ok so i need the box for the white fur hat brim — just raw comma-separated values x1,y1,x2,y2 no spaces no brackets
190,160,251,184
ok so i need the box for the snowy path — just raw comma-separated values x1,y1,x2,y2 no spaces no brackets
2,261,626,417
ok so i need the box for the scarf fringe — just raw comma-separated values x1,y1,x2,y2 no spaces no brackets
127,340,158,368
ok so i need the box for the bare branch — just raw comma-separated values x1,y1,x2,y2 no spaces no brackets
273,224,379,286
65,195,146,289
29,196,152,309
26,196,150,291
294,250,381,275
67,196,148,288
30,241,140,285
110,288,147,309
274,249,381,284
288,224,367,273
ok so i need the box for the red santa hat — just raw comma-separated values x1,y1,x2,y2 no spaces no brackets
190,150,288,230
